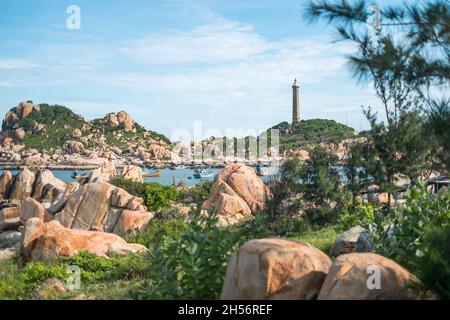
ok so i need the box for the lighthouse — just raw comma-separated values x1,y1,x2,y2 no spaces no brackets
292,78,300,124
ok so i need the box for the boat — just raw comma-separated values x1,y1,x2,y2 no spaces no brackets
255,165,270,176
193,168,214,179
71,171,87,179
143,170,161,177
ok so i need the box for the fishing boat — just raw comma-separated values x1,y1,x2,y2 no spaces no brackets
71,171,87,179
255,165,270,177
143,170,161,177
193,168,213,179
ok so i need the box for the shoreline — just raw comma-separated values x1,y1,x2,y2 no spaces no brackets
0,161,277,171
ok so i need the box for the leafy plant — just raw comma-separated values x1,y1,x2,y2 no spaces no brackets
111,176,147,198
339,203,375,230
126,217,188,247
369,184,450,269
145,182,177,211
134,211,239,299
416,226,450,300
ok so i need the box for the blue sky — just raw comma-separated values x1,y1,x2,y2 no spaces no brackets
0,0,409,139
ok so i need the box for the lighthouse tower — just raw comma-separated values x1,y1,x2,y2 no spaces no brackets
292,78,300,124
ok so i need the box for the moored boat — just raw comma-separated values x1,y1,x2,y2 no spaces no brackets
193,168,213,179
143,170,161,177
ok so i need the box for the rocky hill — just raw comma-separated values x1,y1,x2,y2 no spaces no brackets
272,119,356,151
0,101,173,166
191,118,357,163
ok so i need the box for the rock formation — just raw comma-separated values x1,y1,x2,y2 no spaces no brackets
221,239,332,300
318,253,421,300
202,164,272,225
20,218,147,263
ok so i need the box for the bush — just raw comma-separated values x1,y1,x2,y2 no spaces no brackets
59,251,148,284
111,176,146,198
134,211,239,299
338,203,375,230
369,184,450,269
416,226,450,299
145,182,177,211
126,217,188,247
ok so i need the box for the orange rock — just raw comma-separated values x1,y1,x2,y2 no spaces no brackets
21,218,146,263
203,164,271,225
221,239,332,300
20,197,52,224
318,253,421,300
112,210,153,236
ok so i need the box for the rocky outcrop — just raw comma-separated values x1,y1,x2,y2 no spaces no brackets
0,170,13,200
32,169,67,202
20,218,147,263
221,239,332,300
72,128,82,138
57,180,152,236
0,230,21,249
329,226,373,257
20,197,52,224
120,165,144,183
8,167,35,204
318,253,421,300
16,101,34,118
0,206,21,230
87,162,117,183
203,164,272,225
63,141,85,155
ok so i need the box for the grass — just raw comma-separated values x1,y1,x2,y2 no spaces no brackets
290,225,342,253
0,214,342,300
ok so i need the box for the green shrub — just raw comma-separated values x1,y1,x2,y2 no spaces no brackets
145,182,177,211
415,226,450,300
126,217,188,247
369,185,450,269
291,225,342,253
111,176,147,198
188,181,213,203
338,203,375,230
134,212,239,299
17,262,69,295
60,251,148,284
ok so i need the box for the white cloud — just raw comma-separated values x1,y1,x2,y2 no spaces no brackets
0,59,41,69
119,19,269,65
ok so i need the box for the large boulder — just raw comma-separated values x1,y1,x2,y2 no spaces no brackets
47,182,80,214
32,169,67,202
72,128,82,138
203,164,271,225
14,128,26,140
87,162,117,183
120,165,144,183
20,218,146,263
329,226,373,257
9,168,35,204
116,111,134,132
318,253,420,300
106,113,120,127
221,239,332,300
57,180,152,236
0,230,21,249
58,181,116,230
20,197,52,224
64,141,85,155
0,170,13,200
0,206,21,230
16,101,34,118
